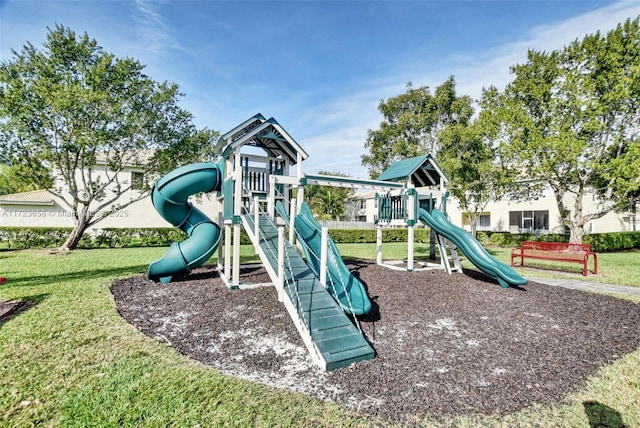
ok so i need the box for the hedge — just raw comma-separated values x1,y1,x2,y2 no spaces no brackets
1,226,639,253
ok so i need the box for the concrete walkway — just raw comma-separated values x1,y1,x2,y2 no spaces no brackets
528,277,640,297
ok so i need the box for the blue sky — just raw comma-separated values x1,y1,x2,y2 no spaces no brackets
1,1,639,178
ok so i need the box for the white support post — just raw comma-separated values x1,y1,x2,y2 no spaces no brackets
224,224,231,278
289,197,297,244
234,153,242,214
320,227,328,287
296,152,304,210
254,196,260,254
268,175,275,218
231,152,243,287
277,226,285,302
217,213,224,271
407,181,415,272
407,226,415,272
376,225,383,265
233,223,241,287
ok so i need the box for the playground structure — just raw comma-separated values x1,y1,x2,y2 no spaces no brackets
147,114,527,370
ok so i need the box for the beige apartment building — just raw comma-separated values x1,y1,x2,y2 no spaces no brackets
348,186,638,235
0,160,219,230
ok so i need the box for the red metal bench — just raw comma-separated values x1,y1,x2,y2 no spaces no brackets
511,241,598,276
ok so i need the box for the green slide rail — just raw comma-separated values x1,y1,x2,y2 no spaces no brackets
147,162,222,284
277,201,372,315
418,208,528,288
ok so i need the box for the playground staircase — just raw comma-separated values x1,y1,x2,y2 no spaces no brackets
243,213,375,371
437,234,463,274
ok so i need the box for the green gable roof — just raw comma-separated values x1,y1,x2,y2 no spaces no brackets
377,154,448,187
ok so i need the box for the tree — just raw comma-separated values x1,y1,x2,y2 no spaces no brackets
498,18,640,243
362,76,474,178
0,25,215,251
304,171,353,220
438,87,515,237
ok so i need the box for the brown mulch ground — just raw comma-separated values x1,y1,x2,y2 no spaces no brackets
111,261,640,424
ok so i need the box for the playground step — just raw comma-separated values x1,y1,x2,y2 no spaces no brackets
243,213,375,371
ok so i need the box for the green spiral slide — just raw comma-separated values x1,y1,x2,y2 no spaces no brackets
147,162,222,284
418,208,527,288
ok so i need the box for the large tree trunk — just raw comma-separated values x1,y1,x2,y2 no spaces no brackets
57,209,90,251
569,186,586,244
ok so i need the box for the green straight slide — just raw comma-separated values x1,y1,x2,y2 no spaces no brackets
279,201,372,315
147,162,222,284
418,208,527,288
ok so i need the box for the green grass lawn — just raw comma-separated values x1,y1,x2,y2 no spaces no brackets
339,242,640,287
1,246,639,427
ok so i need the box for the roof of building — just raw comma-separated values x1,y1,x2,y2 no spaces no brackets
0,189,56,206
213,114,309,165
377,154,449,187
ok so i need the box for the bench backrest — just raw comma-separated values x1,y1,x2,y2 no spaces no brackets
521,241,591,253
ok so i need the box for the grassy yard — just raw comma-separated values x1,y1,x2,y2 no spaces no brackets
339,242,640,287
1,247,639,427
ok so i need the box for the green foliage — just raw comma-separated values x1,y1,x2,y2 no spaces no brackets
584,231,640,252
0,226,252,250
438,86,516,237
362,77,474,178
0,25,213,250
328,227,430,244
0,163,52,195
476,230,640,253
304,171,353,220
498,18,640,244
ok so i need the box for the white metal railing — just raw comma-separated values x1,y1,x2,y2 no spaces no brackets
293,210,363,333
248,196,310,331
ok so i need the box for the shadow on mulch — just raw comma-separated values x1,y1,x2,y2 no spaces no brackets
111,262,640,425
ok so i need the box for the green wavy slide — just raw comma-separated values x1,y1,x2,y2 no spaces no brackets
418,208,527,288
277,201,372,315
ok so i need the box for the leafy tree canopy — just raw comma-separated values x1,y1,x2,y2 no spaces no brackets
0,25,218,250
498,17,640,243
304,171,354,221
362,76,474,179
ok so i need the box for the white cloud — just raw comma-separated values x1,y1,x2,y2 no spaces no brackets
132,0,181,55
295,1,640,178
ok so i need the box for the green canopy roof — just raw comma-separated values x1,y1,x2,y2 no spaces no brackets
377,154,448,187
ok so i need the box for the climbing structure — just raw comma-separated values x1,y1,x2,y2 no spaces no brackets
374,154,527,288
147,114,527,371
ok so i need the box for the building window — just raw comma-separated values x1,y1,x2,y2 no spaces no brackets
462,212,491,230
478,214,491,229
509,210,549,233
131,171,145,190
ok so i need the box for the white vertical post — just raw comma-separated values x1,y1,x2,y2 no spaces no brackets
232,152,242,287
376,225,383,265
268,175,275,218
289,197,297,244
296,153,304,211
277,226,285,302
217,212,224,270
408,225,415,272
407,182,415,272
254,196,260,253
320,226,328,287
233,224,241,286
224,224,231,278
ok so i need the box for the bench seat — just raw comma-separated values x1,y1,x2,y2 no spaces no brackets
511,241,598,276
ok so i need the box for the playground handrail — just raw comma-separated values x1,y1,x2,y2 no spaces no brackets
247,190,311,334
293,209,363,332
